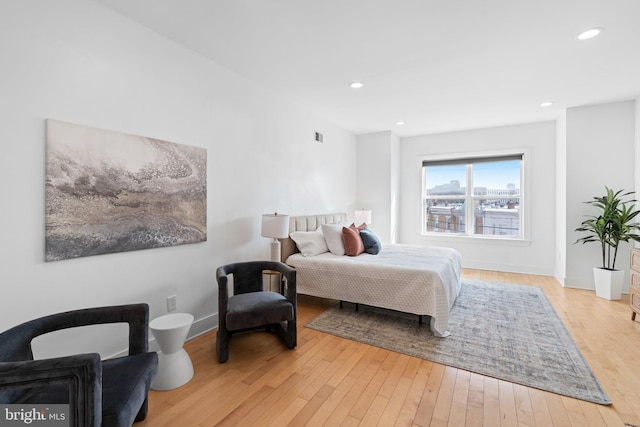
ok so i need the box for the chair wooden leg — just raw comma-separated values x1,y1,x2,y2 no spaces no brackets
633,311,636,321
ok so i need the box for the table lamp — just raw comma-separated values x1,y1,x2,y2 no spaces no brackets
354,209,372,226
261,212,290,261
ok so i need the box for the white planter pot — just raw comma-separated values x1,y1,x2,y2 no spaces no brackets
593,267,625,300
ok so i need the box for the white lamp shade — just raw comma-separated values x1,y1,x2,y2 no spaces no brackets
261,213,290,239
354,209,372,225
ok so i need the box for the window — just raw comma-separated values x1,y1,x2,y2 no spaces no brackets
422,154,523,238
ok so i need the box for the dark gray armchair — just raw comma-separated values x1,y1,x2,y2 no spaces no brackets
0,304,158,427
216,261,297,363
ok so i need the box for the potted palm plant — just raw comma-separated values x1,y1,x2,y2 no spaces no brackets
575,187,640,300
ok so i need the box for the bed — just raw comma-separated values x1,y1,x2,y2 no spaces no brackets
280,213,462,337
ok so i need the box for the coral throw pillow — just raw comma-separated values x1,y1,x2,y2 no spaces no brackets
342,226,365,256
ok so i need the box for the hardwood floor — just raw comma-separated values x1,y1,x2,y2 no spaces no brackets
139,269,640,426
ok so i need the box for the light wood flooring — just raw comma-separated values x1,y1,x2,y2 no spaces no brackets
139,269,640,426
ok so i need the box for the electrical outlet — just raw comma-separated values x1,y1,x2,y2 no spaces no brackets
167,295,177,312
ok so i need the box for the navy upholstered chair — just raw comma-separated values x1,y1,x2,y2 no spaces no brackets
0,304,158,427
216,261,297,363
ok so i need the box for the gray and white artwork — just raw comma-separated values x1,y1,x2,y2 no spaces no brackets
45,119,207,261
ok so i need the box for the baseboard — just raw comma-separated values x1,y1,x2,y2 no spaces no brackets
564,275,630,294
186,312,219,342
563,275,595,290
463,260,554,276
108,311,219,359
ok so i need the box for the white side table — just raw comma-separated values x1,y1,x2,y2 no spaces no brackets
149,312,194,390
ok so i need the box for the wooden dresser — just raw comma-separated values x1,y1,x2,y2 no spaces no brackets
630,248,640,321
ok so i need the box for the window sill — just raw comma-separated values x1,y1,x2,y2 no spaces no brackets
417,233,532,247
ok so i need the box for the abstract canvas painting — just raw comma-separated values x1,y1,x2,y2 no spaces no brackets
45,119,207,261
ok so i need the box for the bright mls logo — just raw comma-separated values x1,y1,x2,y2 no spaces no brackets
0,405,68,426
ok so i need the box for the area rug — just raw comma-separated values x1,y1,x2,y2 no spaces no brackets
305,280,611,405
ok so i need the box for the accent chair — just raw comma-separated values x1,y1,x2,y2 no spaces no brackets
216,261,297,363
0,303,158,427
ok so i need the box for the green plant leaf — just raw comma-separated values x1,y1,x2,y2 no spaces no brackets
574,186,640,269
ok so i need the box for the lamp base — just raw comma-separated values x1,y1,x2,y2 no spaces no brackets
270,239,281,262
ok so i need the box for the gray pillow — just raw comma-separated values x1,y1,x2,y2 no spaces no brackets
359,228,381,255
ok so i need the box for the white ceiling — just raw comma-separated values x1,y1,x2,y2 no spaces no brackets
94,0,640,137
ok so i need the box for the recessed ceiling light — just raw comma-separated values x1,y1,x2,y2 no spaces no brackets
540,101,554,107
349,82,364,89
395,121,405,126
577,27,603,40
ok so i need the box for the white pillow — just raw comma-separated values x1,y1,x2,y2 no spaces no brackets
290,230,329,257
321,223,346,256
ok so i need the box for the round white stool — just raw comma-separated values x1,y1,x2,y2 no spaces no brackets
149,312,194,390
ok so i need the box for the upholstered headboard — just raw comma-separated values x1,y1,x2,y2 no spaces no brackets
280,213,347,262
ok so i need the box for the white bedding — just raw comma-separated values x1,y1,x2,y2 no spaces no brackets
286,243,462,337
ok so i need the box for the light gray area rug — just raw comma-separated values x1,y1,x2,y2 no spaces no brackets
305,280,611,405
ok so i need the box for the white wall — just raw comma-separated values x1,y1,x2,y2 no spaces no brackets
555,111,568,284
356,131,400,243
636,96,640,251
564,101,636,290
0,0,356,358
399,121,557,275
390,132,400,243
